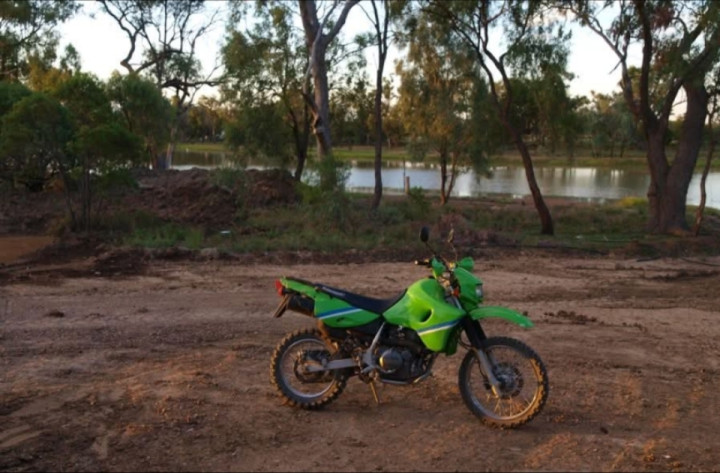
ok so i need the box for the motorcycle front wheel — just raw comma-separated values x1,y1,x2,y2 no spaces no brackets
459,336,548,428
270,328,347,409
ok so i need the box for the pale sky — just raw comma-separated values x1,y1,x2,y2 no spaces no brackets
57,1,634,102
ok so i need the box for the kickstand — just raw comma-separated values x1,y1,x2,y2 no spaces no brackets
368,380,380,405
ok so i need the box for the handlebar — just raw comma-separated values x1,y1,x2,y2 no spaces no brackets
414,259,432,268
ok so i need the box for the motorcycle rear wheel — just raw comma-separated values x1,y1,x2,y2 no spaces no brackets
270,328,347,409
459,336,548,428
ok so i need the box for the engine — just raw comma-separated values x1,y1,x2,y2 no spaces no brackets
376,327,435,383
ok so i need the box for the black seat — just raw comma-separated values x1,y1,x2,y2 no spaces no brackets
285,277,405,315
316,284,406,315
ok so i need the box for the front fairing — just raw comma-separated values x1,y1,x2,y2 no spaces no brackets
383,278,465,352
452,261,483,311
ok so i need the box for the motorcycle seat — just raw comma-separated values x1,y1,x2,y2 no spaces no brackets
316,284,407,315
285,277,405,315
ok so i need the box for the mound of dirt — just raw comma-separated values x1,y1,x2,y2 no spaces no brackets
0,189,66,234
123,168,300,229
244,169,301,207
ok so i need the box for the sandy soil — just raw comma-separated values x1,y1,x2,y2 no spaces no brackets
2,245,720,473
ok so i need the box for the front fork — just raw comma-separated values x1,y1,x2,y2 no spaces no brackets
460,316,502,394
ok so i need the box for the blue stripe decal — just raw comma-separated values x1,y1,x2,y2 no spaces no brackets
417,320,459,335
316,307,362,320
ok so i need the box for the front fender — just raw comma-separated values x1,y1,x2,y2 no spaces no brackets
468,306,534,328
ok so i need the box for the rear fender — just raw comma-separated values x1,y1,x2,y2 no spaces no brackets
468,306,533,328
279,277,319,298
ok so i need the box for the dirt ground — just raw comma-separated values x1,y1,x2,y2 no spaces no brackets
2,241,720,472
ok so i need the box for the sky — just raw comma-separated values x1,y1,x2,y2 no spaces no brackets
57,1,637,103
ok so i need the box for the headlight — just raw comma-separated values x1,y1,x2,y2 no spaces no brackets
475,285,484,299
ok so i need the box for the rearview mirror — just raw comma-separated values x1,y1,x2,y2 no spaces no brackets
420,226,430,243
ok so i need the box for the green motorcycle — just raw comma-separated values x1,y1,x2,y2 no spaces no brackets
270,226,548,428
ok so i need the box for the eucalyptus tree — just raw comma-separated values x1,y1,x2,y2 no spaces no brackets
53,73,143,231
222,1,312,179
423,0,571,235
330,75,372,148
357,0,409,209
298,0,360,189
185,95,224,142
0,0,79,82
0,93,73,191
99,0,224,167
25,44,82,93
106,72,174,167
0,80,31,117
693,66,720,236
566,0,720,235
587,91,639,158
395,11,492,205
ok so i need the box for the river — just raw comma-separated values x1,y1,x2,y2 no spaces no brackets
171,151,720,210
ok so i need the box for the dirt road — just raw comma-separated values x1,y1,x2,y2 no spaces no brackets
1,251,719,472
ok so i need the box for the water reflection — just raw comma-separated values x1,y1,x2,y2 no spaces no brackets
172,151,719,210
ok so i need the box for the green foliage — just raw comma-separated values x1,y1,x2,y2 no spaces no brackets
106,72,173,165
0,0,79,82
221,1,311,176
0,92,73,190
306,155,351,193
404,186,431,219
209,166,249,221
70,123,143,169
0,80,31,116
224,102,294,166
395,10,487,202
125,223,205,249
54,73,113,128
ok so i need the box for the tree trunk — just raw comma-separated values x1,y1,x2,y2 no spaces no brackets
370,0,388,211
646,83,708,234
693,119,715,236
509,125,554,235
299,0,358,163
311,50,332,161
290,103,311,181
371,62,384,210
439,151,449,205
294,146,307,182
81,156,91,233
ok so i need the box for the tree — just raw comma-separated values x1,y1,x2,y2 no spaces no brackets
395,11,485,205
360,0,408,209
224,101,296,168
222,1,312,180
0,0,79,82
185,95,225,142
69,123,143,231
106,72,173,168
0,92,73,191
330,74,372,147
0,80,31,117
26,44,82,93
299,0,360,189
55,73,142,231
424,0,570,234
693,66,720,235
586,91,639,158
99,0,223,167
567,0,720,235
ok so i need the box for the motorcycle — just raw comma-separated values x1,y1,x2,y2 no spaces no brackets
269,226,548,428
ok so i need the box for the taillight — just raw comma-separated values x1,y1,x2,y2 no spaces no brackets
275,279,285,296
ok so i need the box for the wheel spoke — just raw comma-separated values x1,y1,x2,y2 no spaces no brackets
460,338,548,427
